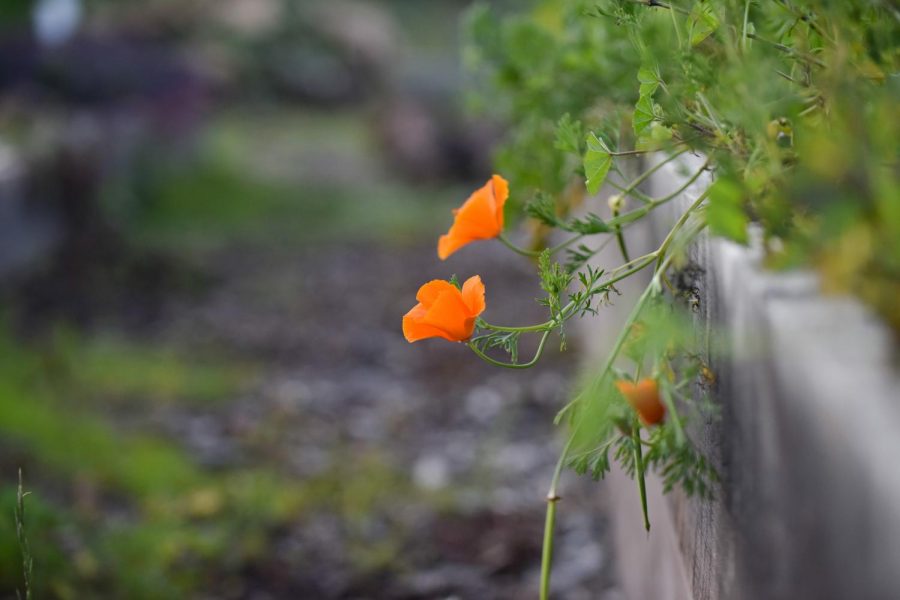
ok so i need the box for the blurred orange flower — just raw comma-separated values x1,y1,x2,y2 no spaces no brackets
438,175,509,260
615,378,666,426
403,276,486,343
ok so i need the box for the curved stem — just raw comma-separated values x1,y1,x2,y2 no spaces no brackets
498,233,585,259
610,158,709,209
481,253,656,334
497,233,542,257
556,224,703,426
479,320,553,333
632,424,651,531
467,330,551,369
616,149,690,202
612,207,631,263
654,189,710,272
539,436,574,600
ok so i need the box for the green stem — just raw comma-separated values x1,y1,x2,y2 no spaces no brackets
746,32,827,67
668,0,684,48
479,320,552,333
16,469,33,600
654,189,710,272
539,436,573,600
741,0,752,52
659,383,686,446
613,208,631,263
481,253,657,334
497,233,542,257
498,233,584,259
608,158,709,211
467,330,551,369
555,224,704,424
616,149,689,203
631,424,651,531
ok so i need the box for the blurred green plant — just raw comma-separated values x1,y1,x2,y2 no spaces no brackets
0,327,419,598
452,0,899,596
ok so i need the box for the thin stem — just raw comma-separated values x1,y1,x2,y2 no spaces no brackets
746,32,826,67
539,436,574,600
613,207,631,263
498,233,585,259
655,188,710,272
467,330,551,369
497,233,542,257
741,0,752,52
555,275,658,423
668,0,684,47
556,222,703,424
616,149,689,202
659,383,686,446
16,469,33,600
481,253,658,334
478,320,549,333
610,148,653,157
775,0,835,45
609,158,709,210
632,424,651,531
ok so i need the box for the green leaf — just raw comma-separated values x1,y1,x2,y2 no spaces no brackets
706,178,748,244
637,64,660,97
689,2,719,46
583,133,612,195
633,94,656,136
555,113,584,155
568,213,611,235
649,122,674,142
524,192,561,227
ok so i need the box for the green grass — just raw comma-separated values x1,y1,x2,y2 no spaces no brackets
0,328,427,597
136,162,459,248
129,108,462,251
61,335,254,406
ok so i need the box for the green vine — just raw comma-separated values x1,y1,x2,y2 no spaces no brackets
403,0,899,596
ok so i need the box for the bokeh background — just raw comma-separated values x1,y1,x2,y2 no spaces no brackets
0,1,620,598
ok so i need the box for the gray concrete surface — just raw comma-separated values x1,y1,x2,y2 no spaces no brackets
580,153,900,600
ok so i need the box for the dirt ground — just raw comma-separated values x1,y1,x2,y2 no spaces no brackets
132,234,624,599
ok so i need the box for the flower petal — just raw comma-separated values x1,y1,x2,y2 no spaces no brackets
490,174,509,228
416,279,459,307
438,232,475,260
403,303,458,342
461,275,485,316
423,290,475,341
437,177,506,260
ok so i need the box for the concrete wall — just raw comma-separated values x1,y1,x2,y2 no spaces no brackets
581,153,900,600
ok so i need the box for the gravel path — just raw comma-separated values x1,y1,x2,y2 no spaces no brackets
144,238,622,599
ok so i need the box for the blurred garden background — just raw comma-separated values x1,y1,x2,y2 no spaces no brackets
0,1,620,598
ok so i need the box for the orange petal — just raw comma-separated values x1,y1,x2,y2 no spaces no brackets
461,275,485,316
616,379,665,425
490,174,509,228
437,177,506,260
416,279,459,307
422,289,475,341
453,183,501,236
438,231,475,261
403,303,458,342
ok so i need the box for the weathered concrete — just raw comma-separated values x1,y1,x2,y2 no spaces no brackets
581,153,900,600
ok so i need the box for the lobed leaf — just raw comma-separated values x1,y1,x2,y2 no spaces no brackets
583,132,613,194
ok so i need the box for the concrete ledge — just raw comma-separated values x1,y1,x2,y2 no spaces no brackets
584,154,900,600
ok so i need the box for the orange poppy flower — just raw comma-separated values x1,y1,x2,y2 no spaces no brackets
438,175,509,260
403,275,486,343
615,378,666,426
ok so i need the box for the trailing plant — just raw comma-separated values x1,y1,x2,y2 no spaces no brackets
402,0,899,597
